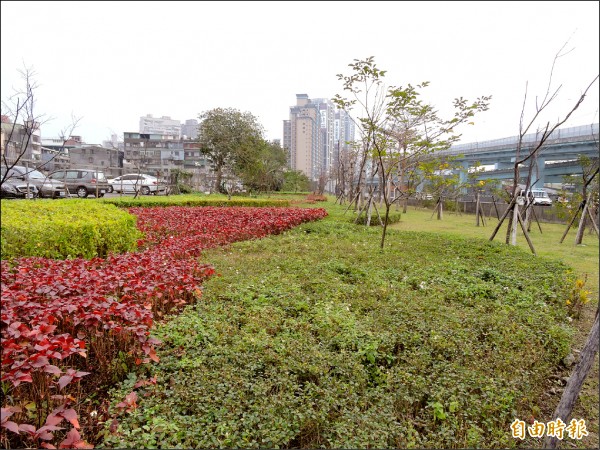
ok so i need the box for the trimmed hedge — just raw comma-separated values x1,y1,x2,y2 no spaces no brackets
100,194,290,208
0,199,142,259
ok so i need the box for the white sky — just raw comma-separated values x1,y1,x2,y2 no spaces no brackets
1,1,598,145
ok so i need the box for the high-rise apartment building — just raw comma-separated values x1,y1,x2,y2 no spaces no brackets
284,94,321,180
334,109,355,159
311,98,336,175
283,94,355,182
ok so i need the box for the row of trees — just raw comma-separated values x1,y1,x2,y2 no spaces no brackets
330,56,491,248
328,55,598,252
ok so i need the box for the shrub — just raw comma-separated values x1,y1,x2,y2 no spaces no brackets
0,199,142,260
176,184,193,194
100,194,290,208
352,212,403,226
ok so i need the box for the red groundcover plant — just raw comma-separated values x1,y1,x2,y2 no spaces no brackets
1,206,327,449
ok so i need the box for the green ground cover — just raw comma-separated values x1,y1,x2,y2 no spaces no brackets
101,200,592,449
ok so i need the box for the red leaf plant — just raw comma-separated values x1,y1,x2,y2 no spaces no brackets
1,206,327,448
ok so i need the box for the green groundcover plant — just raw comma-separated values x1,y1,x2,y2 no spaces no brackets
101,220,575,449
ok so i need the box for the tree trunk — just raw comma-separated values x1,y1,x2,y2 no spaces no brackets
380,204,390,249
215,165,223,193
476,192,481,226
511,203,519,246
525,204,532,232
575,196,590,245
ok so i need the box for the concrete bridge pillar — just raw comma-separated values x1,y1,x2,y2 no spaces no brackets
459,161,470,194
532,157,545,187
458,161,469,183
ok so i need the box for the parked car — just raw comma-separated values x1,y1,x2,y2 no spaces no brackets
1,165,67,198
415,192,433,200
524,188,553,206
108,173,166,195
0,178,39,199
47,169,110,198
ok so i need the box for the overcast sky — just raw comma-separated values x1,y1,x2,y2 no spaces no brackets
1,1,598,146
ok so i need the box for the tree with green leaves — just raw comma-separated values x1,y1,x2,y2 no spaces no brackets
282,169,311,192
237,140,287,193
333,56,490,248
418,155,466,220
197,107,264,193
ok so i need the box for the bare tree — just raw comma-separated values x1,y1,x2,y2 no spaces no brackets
1,66,79,187
489,43,599,254
559,151,600,245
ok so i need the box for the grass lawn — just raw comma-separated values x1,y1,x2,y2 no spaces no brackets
387,202,599,449
388,204,599,297
102,197,598,449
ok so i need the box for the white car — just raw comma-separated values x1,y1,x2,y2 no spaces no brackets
108,174,166,195
524,188,553,206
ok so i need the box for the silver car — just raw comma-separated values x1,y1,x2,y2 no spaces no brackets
1,165,67,199
48,169,111,198
108,173,166,195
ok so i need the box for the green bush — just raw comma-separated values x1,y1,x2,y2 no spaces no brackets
352,212,403,226
101,194,290,208
1,199,142,259
177,183,194,194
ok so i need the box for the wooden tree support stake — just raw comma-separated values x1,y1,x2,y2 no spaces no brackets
517,209,537,255
543,307,599,449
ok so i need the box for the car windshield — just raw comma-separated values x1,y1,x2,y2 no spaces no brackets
96,172,107,181
1,168,46,180
26,169,47,179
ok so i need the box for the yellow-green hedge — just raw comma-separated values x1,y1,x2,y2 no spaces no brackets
100,194,290,208
1,199,142,260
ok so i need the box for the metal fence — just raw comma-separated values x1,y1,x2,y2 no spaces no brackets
406,197,599,225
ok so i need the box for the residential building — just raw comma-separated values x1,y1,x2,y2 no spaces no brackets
122,132,221,190
102,134,125,151
41,135,83,153
283,94,355,183
334,109,355,159
40,147,70,172
139,114,182,138
1,117,42,167
311,98,336,175
181,119,199,139
284,94,322,181
68,145,124,177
